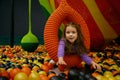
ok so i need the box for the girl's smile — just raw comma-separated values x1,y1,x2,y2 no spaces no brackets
65,25,78,43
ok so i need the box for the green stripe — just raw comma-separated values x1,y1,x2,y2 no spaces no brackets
38,0,53,14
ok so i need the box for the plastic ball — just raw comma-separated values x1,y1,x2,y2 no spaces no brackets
28,70,40,80
14,72,28,80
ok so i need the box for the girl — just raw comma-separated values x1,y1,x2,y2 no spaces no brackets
57,22,101,71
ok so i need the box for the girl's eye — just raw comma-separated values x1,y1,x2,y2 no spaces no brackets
66,31,76,34
71,31,77,34
66,31,70,34
72,31,76,33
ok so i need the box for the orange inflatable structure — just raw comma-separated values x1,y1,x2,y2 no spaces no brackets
44,0,90,67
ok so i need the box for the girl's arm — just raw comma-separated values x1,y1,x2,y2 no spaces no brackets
80,54,101,71
58,39,65,57
57,39,67,65
80,54,92,65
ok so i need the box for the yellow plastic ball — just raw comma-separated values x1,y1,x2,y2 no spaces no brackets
14,72,28,80
28,70,40,80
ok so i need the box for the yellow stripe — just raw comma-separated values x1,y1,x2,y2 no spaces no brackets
49,0,56,11
83,0,118,40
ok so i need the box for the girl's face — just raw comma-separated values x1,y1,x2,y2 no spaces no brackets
65,26,78,43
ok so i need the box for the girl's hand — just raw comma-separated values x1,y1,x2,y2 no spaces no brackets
57,57,67,65
91,61,102,72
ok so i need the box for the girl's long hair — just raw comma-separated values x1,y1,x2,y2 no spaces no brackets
63,22,88,55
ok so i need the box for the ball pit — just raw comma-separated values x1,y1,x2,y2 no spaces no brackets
0,45,120,80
